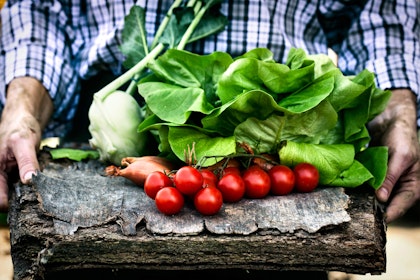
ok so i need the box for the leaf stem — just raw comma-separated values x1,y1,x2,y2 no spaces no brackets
94,43,165,101
107,0,216,97
196,154,280,169
151,0,184,49
176,1,206,50
126,0,185,96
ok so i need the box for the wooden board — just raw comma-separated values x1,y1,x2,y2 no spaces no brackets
8,153,386,280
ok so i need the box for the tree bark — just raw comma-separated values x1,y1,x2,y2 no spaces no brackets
8,153,386,280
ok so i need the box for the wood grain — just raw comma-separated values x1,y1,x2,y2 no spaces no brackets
8,154,386,280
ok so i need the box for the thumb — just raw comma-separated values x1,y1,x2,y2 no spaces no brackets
375,153,402,203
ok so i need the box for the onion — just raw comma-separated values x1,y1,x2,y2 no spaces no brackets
105,156,175,186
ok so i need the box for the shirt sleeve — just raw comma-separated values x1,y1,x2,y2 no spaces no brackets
335,0,420,96
0,0,80,136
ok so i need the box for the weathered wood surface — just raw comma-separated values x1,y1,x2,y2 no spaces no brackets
8,153,386,280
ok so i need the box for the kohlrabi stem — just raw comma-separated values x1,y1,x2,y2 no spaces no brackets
186,0,197,8
125,74,141,96
125,0,184,96
177,1,206,50
94,43,165,101
151,0,184,49
191,0,201,14
123,0,210,96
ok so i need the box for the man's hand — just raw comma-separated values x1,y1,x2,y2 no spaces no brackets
0,77,53,211
369,89,420,223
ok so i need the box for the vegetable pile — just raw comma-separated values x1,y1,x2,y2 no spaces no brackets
88,0,227,165
136,47,390,189
88,0,391,195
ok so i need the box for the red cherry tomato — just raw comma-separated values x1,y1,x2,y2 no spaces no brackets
154,187,184,215
144,171,173,199
242,165,271,199
200,169,218,188
194,187,223,216
173,166,204,196
293,162,319,193
217,173,245,203
268,165,295,196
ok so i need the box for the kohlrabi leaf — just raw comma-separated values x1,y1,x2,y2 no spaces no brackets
159,0,227,49
120,6,148,69
159,6,195,48
138,82,214,124
187,2,227,43
145,49,233,101
49,148,99,161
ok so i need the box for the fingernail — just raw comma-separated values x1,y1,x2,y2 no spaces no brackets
376,187,389,202
23,171,35,183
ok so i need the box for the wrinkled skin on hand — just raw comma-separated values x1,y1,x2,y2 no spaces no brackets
0,77,53,212
369,89,420,223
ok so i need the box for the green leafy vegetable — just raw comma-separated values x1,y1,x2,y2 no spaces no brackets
49,148,99,161
88,0,227,165
136,47,391,189
168,126,236,165
277,141,356,185
120,6,149,70
355,146,389,189
86,1,391,190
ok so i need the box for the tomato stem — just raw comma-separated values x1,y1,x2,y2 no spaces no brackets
196,153,280,169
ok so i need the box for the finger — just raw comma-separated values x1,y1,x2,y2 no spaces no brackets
12,139,39,184
376,153,405,203
384,186,418,223
382,158,420,223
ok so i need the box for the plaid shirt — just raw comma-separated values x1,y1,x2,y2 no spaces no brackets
1,0,419,136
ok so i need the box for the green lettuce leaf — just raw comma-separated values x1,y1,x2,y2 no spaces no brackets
355,146,388,189
136,47,390,188
278,141,355,185
168,126,236,166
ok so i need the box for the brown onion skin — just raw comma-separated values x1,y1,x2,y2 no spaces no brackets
105,156,175,186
